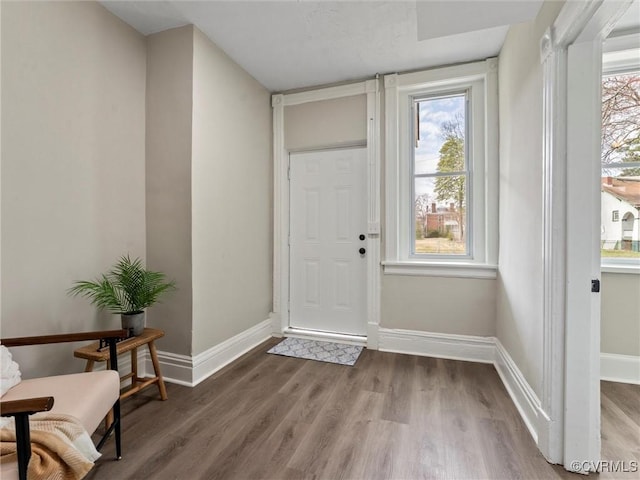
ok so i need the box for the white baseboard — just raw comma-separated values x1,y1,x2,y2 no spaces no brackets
142,318,273,387
148,350,193,387
366,322,380,349
377,327,495,363
269,311,284,337
493,339,542,444
190,319,272,386
601,353,640,384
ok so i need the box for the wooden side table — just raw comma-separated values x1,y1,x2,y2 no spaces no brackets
74,327,168,402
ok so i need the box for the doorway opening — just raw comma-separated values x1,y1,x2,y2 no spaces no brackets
600,14,640,471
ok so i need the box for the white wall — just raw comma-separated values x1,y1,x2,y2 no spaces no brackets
145,25,194,356
191,28,272,355
497,0,565,396
1,1,147,376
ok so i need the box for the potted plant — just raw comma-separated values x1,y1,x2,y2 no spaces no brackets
68,255,176,336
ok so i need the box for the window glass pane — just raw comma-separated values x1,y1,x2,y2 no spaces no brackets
414,94,466,176
601,71,640,260
601,172,640,259
414,176,467,255
602,73,640,167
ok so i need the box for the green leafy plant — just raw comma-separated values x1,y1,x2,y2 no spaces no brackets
68,255,176,314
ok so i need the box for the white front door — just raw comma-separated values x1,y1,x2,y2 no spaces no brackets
289,148,367,336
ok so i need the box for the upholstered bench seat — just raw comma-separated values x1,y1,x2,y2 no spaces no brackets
2,371,120,433
1,370,120,480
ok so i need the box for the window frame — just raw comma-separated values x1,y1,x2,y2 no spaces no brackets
383,59,498,278
601,35,640,274
410,90,471,259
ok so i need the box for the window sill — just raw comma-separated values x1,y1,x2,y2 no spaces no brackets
382,261,498,279
601,262,640,275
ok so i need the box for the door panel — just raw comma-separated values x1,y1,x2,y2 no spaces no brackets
289,148,367,336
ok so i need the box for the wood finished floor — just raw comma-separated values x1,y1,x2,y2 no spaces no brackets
85,339,638,480
601,380,640,477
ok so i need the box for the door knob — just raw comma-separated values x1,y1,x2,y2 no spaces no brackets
359,234,365,241
359,248,366,255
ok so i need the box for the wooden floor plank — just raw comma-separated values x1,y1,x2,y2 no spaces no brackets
600,380,640,479
85,340,636,480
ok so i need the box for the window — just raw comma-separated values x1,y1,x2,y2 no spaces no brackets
601,43,640,270
384,60,498,278
413,93,469,256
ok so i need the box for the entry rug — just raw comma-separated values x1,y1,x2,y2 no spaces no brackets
267,337,363,366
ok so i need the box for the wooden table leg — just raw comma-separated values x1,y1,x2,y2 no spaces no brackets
148,341,168,400
84,360,94,372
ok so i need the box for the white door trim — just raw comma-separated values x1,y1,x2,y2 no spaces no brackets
539,0,633,471
271,80,381,347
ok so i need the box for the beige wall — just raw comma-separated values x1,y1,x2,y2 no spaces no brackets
145,26,194,356
191,29,272,355
146,26,273,357
496,0,565,396
284,95,367,151
281,86,496,338
1,1,147,377
2,6,273,370
601,273,640,356
381,276,496,336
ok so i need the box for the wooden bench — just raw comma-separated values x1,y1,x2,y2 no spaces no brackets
74,327,168,402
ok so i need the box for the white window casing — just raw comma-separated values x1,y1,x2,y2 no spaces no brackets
601,35,640,274
383,59,499,278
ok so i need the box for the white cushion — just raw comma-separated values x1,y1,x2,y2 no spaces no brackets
0,345,21,396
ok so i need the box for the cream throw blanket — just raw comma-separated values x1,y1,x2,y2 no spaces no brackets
0,413,101,480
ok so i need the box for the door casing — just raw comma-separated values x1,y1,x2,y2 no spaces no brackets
539,0,633,471
271,81,381,346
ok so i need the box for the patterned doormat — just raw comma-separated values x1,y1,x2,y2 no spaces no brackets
267,337,364,366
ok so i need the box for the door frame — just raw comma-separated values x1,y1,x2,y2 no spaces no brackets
271,80,381,346
539,0,633,471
